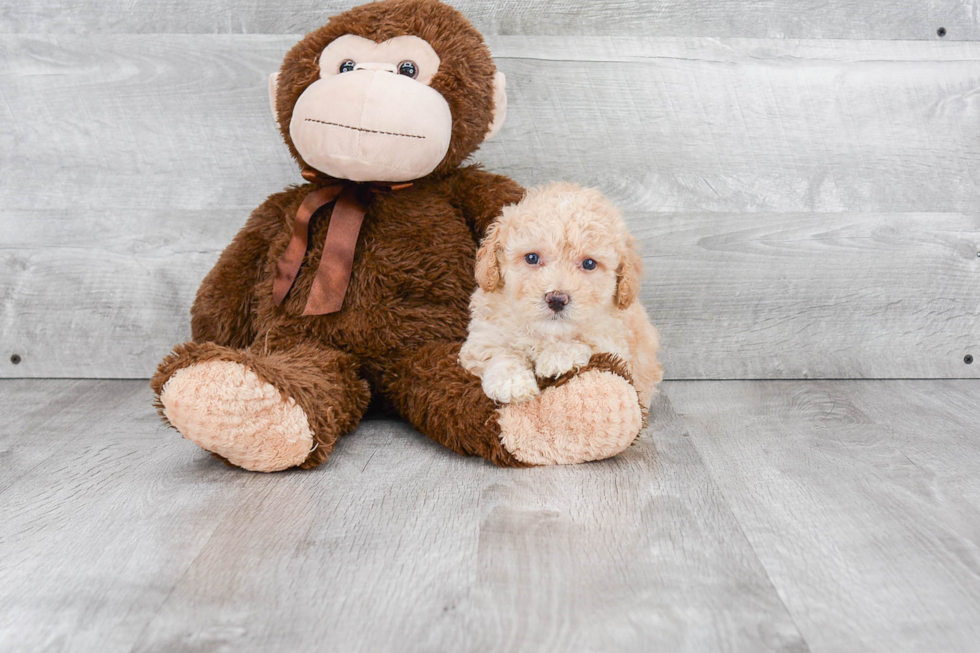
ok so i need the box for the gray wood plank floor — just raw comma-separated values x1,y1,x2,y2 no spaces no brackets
2,379,978,652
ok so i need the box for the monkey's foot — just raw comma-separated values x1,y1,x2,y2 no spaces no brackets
496,367,642,465
159,360,314,472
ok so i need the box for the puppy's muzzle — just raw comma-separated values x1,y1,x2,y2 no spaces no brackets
545,291,570,313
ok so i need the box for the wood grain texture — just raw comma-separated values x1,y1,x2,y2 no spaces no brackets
1,0,977,40
2,35,978,379
0,380,271,651
670,379,980,653
639,211,980,380
3,208,977,379
494,37,980,214
0,379,117,495
4,36,980,213
0,380,809,653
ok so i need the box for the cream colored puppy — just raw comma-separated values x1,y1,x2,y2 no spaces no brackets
460,183,663,408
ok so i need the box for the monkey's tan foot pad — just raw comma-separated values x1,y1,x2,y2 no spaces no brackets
159,360,313,472
496,369,642,465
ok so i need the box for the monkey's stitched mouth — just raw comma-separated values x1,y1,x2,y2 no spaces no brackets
305,119,426,140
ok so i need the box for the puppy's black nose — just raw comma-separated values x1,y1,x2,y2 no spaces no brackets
545,291,569,312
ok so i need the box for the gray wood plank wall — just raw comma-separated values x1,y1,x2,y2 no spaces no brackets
1,4,978,379
3,0,978,39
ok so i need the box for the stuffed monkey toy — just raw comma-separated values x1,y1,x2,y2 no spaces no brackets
151,0,644,471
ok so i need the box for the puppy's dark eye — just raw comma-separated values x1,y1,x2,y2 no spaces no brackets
582,258,598,271
339,60,356,73
398,60,418,78
524,253,540,265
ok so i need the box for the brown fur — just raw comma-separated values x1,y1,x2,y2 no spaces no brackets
151,0,639,469
152,340,370,468
275,0,499,178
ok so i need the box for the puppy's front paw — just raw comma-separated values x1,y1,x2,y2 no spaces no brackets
483,369,540,404
534,345,593,379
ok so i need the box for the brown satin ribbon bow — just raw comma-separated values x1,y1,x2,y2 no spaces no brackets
273,172,411,316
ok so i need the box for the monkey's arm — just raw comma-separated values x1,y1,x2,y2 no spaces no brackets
450,165,525,241
190,191,292,347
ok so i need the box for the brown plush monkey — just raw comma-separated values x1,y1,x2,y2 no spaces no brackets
151,0,644,471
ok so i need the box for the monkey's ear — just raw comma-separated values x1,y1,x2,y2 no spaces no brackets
485,71,508,141
615,238,642,310
475,220,504,292
268,72,280,125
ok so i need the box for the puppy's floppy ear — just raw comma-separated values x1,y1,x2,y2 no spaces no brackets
615,236,642,309
475,220,504,292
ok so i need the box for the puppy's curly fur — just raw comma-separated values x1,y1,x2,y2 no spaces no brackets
460,183,664,407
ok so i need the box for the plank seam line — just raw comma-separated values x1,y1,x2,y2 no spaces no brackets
127,535,218,651
674,397,816,652
124,476,265,651
661,377,980,382
492,54,980,64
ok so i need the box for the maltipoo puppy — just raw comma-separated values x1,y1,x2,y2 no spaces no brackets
459,182,663,408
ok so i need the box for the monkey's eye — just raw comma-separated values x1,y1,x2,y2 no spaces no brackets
398,60,418,78
339,60,356,73
524,253,540,266
582,258,598,271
